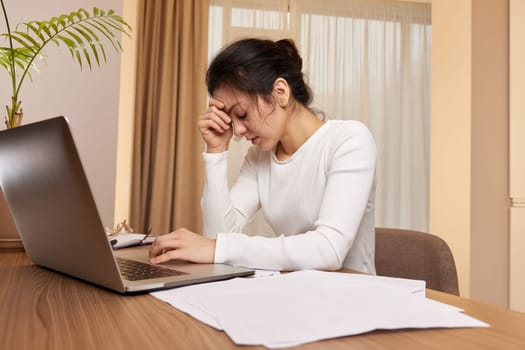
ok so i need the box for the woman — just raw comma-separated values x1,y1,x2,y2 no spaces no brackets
150,38,377,274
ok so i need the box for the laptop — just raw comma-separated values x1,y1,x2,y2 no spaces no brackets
0,116,254,293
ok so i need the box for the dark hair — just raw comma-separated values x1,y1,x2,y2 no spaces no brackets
206,38,312,107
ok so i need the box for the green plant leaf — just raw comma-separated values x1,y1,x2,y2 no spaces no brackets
38,22,52,38
7,32,38,53
55,34,83,69
71,26,100,67
11,7,130,74
87,18,122,52
64,29,92,69
25,22,45,42
1,6,132,127
0,46,36,75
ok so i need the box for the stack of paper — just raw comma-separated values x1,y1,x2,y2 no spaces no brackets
151,270,488,348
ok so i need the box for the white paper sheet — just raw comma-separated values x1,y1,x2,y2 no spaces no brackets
151,270,488,348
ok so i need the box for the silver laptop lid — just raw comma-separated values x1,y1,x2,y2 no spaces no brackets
0,116,125,292
0,116,255,293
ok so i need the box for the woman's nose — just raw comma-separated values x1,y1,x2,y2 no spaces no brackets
232,120,246,138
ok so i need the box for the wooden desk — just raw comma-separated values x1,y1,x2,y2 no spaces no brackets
1,251,525,349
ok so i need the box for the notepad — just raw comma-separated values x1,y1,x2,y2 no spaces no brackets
109,233,155,250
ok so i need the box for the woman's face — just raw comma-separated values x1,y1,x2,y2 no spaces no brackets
212,86,287,151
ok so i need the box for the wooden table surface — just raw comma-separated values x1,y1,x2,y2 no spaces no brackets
1,251,525,349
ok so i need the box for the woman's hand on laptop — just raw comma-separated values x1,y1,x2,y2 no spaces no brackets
149,228,216,264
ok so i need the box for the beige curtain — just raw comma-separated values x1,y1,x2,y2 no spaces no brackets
130,0,208,234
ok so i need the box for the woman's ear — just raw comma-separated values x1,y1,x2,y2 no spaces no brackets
273,78,291,108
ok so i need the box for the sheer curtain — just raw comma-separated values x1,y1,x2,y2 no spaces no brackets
208,0,431,234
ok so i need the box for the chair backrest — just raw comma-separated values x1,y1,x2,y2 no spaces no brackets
375,227,460,295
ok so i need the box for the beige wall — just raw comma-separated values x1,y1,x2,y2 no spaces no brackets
470,0,509,306
0,0,124,228
509,0,525,312
114,0,139,225
430,0,473,298
431,0,509,306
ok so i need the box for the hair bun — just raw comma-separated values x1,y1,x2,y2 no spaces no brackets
207,37,312,107
276,39,302,71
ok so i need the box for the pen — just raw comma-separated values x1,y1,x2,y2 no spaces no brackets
140,227,153,243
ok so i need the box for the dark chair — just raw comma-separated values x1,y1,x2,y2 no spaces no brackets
375,227,460,295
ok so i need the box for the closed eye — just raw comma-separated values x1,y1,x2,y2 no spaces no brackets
238,113,247,120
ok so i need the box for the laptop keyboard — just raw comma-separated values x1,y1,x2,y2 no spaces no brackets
116,257,186,281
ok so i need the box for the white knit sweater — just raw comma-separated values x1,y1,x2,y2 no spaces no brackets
201,120,377,274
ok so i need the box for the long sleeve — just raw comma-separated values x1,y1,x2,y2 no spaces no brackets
201,150,260,237
203,120,377,274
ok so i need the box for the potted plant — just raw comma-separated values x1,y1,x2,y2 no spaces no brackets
0,1,132,250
